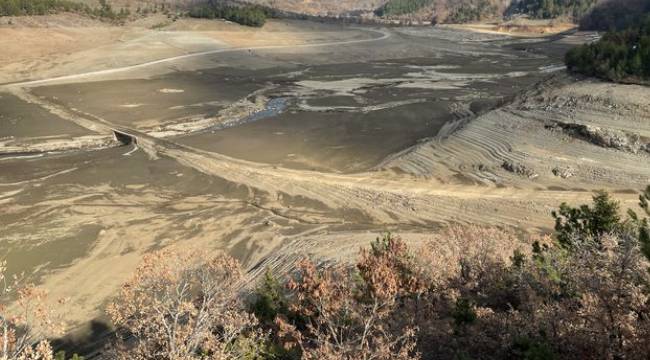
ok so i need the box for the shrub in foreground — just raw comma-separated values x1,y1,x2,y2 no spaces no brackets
0,261,64,360
106,248,267,359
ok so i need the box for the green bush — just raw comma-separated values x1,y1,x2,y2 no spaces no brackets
552,190,621,248
510,336,557,360
452,298,477,327
54,351,85,360
249,269,289,324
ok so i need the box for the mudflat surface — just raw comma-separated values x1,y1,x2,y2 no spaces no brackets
181,102,447,172
0,93,91,138
32,72,263,128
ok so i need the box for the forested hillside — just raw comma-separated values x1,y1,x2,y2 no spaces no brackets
580,0,650,30
446,0,502,23
375,0,432,16
507,0,598,20
189,2,269,26
374,0,602,23
566,14,650,83
0,0,614,25
0,0,129,19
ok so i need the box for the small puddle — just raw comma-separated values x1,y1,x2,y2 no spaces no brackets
210,97,289,131
247,97,289,123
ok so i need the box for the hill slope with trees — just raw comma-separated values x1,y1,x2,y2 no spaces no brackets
0,0,612,25
506,0,598,20
579,0,650,30
566,14,650,83
188,1,270,27
0,0,129,20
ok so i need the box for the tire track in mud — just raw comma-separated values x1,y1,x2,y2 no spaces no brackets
130,126,598,231
4,83,608,232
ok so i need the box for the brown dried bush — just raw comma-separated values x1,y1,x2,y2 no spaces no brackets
275,234,422,360
0,261,62,360
414,227,650,359
106,247,267,360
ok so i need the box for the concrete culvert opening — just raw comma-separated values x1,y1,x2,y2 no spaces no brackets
113,130,135,145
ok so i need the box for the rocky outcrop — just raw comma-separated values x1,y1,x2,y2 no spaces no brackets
502,160,538,178
546,122,650,155
552,166,576,179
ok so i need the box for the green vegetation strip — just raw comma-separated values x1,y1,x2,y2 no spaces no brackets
375,0,434,17
189,3,269,27
0,0,129,20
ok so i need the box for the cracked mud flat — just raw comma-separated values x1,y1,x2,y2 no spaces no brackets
1,18,649,334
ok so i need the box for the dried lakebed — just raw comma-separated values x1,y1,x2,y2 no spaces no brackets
3,22,644,335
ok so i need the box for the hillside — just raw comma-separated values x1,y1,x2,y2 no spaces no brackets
580,0,650,30
506,0,598,21
567,14,650,83
0,0,612,24
234,0,602,23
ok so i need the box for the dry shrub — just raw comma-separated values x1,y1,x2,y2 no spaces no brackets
104,219,650,359
418,225,535,287
106,247,266,360
0,261,62,360
561,232,650,358
276,234,422,360
413,226,650,359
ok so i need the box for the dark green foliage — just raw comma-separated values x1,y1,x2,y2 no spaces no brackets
0,0,129,21
510,336,556,360
93,0,129,21
552,190,620,248
248,269,303,359
507,0,597,20
0,0,86,16
447,0,499,23
249,269,289,324
552,187,650,263
452,298,477,327
628,185,650,263
640,187,650,261
189,3,267,27
375,0,433,17
54,351,85,360
510,249,527,269
579,0,650,31
566,15,650,83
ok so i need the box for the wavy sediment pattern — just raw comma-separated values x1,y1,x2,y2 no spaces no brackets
382,75,650,189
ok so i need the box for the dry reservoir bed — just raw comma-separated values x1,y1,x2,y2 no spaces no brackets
2,19,647,332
